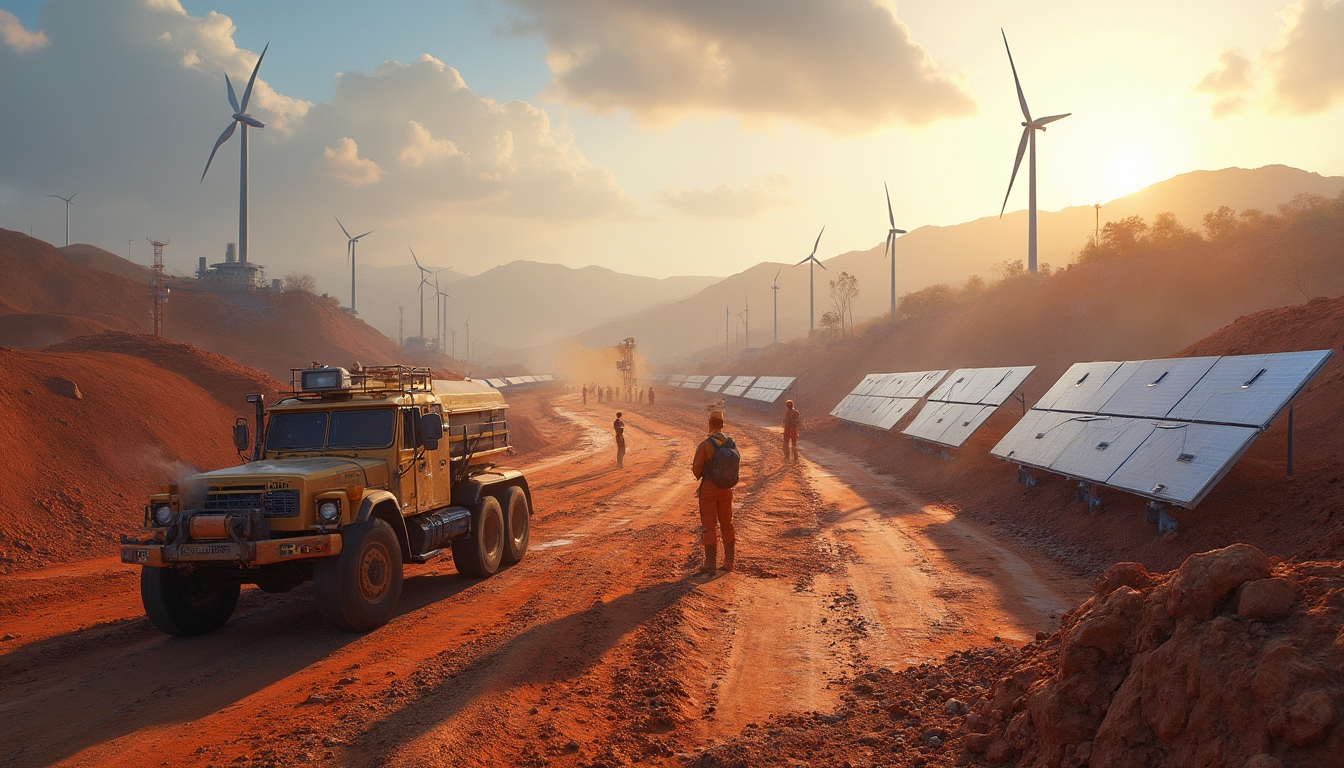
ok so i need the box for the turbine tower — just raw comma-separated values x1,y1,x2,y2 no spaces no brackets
771,269,781,345
794,226,827,332
432,269,452,353
201,43,269,265
883,183,907,318
46,193,77,247
999,30,1070,274
739,296,749,351
336,218,371,316
409,248,431,339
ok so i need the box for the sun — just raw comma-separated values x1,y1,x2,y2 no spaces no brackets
1105,147,1159,199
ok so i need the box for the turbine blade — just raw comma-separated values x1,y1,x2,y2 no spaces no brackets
794,256,810,267
201,121,237,181
409,247,423,271
239,42,269,113
336,217,352,239
1000,126,1030,217
69,192,77,203
885,231,893,258
884,182,895,229
225,74,240,113
893,229,906,234
355,231,372,240
1034,112,1071,126
236,114,265,129
810,225,825,257
816,257,827,271
1001,29,1032,122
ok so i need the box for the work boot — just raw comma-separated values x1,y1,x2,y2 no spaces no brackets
722,542,735,572
699,544,717,575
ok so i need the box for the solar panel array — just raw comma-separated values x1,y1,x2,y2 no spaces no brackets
991,351,1333,508
831,370,947,430
682,375,709,390
744,376,797,403
703,375,732,393
722,376,757,398
482,374,555,389
903,366,1035,448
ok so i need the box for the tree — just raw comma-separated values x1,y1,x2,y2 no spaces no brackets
898,283,958,319
993,259,1026,280
1203,206,1238,241
828,271,859,337
818,311,841,338
1148,212,1201,249
282,272,316,293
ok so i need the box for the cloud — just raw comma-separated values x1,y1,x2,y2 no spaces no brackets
1265,0,1344,113
0,10,49,52
507,0,975,133
655,174,798,219
323,138,383,185
1195,48,1253,118
399,120,460,167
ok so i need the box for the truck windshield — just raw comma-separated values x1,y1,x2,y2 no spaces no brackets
265,409,396,452
329,409,396,449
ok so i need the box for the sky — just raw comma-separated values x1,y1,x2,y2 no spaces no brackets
1,0,1342,296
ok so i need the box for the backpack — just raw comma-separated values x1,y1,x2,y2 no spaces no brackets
703,435,740,489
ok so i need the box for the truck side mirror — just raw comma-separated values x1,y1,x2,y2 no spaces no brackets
232,419,250,452
418,412,444,451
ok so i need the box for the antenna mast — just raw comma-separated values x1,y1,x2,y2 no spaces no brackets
149,238,169,337
615,337,637,392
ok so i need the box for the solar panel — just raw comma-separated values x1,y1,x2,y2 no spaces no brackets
505,376,526,385
743,376,796,403
667,375,686,386
992,350,1334,509
703,375,732,393
683,375,709,390
832,370,949,430
902,366,1035,447
722,376,756,398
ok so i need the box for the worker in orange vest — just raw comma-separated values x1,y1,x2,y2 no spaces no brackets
783,400,800,460
691,410,739,574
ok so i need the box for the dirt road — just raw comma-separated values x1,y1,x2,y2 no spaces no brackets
0,389,1085,767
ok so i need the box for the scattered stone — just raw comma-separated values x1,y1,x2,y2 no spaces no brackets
1166,543,1271,620
45,377,82,400
302,694,329,706
563,739,580,753
1093,561,1151,595
1237,578,1296,622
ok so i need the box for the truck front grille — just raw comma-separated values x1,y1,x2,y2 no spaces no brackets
203,487,300,518
262,490,300,518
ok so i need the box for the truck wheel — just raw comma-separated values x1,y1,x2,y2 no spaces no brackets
500,487,530,566
141,567,240,637
314,517,404,632
451,495,504,577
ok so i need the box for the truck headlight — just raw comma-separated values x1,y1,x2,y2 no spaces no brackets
317,501,340,523
153,505,174,526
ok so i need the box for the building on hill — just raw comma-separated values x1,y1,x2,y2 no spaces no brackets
192,242,274,292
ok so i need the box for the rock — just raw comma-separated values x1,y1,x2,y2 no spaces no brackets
564,739,580,753
1068,586,1146,660
984,737,1013,765
944,698,966,715
46,377,82,400
1166,544,1271,620
964,733,994,753
1237,578,1296,623
1285,690,1334,746
1093,562,1151,595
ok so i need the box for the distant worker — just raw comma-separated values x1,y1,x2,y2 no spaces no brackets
582,384,588,405
648,386,656,407
614,411,626,468
598,387,604,404
783,399,801,460
691,410,739,574
639,388,645,405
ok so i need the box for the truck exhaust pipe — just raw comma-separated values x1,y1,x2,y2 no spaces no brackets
245,394,265,461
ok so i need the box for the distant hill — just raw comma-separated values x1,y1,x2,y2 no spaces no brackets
58,243,155,282
0,230,404,379
322,259,718,353
524,165,1344,363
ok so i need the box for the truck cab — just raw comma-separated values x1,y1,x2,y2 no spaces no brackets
122,365,532,635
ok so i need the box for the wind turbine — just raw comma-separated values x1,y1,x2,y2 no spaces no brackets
201,43,269,265
464,315,472,364
336,218,372,316
794,226,826,332
409,248,431,339
882,183,907,318
46,193,77,247
771,269,781,345
999,29,1070,274
433,269,452,354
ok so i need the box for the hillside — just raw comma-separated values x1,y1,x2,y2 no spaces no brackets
714,197,1344,574
0,345,278,574
533,165,1344,363
0,229,405,379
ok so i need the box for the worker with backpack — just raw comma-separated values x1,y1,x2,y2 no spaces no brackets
691,410,739,575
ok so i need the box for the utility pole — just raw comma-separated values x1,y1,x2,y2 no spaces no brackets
450,328,457,361
398,305,404,349
726,305,731,357
1094,202,1101,245
149,238,168,337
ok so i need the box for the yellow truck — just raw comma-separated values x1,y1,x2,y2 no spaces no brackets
121,365,531,635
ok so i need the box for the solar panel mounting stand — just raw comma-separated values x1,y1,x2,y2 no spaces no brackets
1286,405,1294,477
1016,465,1037,487
1076,481,1103,511
1146,501,1178,533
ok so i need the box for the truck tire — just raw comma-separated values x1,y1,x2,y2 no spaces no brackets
141,566,240,637
500,487,530,566
451,495,504,577
314,517,404,632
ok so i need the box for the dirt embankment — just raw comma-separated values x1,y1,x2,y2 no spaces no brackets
0,344,276,574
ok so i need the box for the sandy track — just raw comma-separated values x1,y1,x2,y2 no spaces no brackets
0,390,1085,767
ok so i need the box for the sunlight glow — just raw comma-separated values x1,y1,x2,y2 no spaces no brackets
1105,147,1159,200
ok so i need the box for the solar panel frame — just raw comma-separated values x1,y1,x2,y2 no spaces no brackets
1107,422,1260,507
1166,350,1334,429
722,375,756,398
703,375,732,393
682,375,709,390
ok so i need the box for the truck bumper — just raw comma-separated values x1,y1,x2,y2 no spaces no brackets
122,533,343,568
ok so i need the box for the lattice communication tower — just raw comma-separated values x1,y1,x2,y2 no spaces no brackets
149,238,169,337
615,337,637,391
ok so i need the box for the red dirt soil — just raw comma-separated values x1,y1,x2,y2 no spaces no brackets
0,342,280,574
